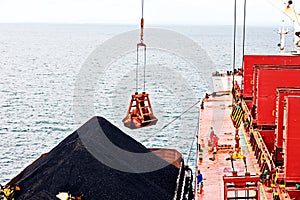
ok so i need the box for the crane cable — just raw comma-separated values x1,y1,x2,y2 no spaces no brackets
288,1,300,27
136,44,147,92
141,99,202,143
141,0,144,43
186,116,199,164
232,0,237,107
136,47,139,92
136,0,147,92
289,0,300,48
241,0,247,91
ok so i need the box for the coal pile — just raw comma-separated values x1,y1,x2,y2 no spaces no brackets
8,117,179,200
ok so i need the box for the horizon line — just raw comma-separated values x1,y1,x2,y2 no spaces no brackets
0,22,286,27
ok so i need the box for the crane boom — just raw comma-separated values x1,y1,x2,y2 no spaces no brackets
268,0,300,50
269,1,300,24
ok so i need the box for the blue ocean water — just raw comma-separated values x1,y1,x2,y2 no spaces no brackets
0,24,294,184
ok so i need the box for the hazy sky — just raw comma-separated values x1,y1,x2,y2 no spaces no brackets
0,0,298,26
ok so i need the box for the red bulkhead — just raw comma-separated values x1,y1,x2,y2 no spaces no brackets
252,66,300,126
243,55,300,102
283,96,300,183
257,129,275,154
274,87,300,166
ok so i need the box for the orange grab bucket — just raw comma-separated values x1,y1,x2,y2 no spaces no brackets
123,92,158,129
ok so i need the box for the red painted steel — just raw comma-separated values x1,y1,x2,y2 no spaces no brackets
254,67,300,125
223,174,260,200
274,88,300,165
285,190,300,200
283,96,300,183
244,99,252,111
258,130,275,153
243,55,300,99
252,65,300,117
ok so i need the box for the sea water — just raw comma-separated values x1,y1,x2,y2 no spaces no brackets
0,24,294,184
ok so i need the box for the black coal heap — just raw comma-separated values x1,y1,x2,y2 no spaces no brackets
10,116,179,200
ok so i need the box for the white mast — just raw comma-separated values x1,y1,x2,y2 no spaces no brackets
268,0,300,52
278,20,289,53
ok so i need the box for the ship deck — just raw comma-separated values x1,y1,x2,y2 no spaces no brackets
195,90,272,200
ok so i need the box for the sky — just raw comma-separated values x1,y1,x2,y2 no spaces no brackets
0,0,298,26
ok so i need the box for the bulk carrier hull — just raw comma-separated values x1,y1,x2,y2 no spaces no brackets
195,55,300,200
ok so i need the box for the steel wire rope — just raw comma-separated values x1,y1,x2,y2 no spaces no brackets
141,0,146,92
241,0,247,91
186,118,199,164
136,46,139,92
140,0,144,43
232,0,237,104
136,0,145,92
290,1,300,28
141,99,202,143
290,1,300,51
143,45,146,92
232,0,237,80
136,45,146,92
141,0,144,23
136,0,147,92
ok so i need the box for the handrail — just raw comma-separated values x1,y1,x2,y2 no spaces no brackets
173,159,184,200
252,129,275,170
233,82,275,170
